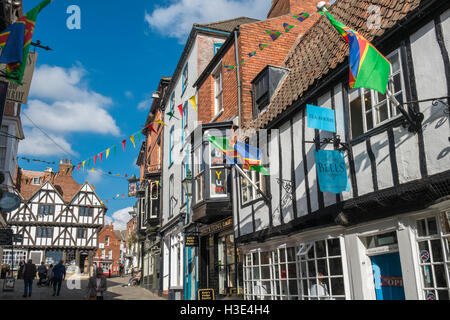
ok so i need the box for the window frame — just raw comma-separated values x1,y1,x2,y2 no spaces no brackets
213,65,224,117
169,126,175,166
79,206,93,217
0,125,8,170
193,147,204,204
38,205,55,216
239,170,263,206
182,63,188,96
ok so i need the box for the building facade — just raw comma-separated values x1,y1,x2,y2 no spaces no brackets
94,223,126,276
3,159,106,274
125,214,138,274
231,0,450,300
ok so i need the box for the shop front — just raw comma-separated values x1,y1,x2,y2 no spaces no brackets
198,217,243,299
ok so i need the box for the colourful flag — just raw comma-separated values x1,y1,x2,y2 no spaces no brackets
137,131,141,142
320,9,391,94
99,152,103,162
207,136,240,165
77,163,81,172
130,135,136,148
283,23,295,33
87,158,91,167
166,111,179,121
293,12,310,22
265,30,282,41
82,161,85,170
156,120,167,126
178,104,183,117
106,148,110,159
248,51,256,57
122,140,126,151
94,155,98,166
240,59,245,65
146,124,158,134
189,96,197,112
224,64,235,72
258,44,268,50
113,145,117,155
0,0,51,84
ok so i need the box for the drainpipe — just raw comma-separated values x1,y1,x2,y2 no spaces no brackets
234,29,242,128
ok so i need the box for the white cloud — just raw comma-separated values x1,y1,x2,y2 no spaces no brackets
86,168,103,184
125,91,133,99
144,0,270,42
18,128,78,157
19,64,121,156
137,98,152,111
106,207,134,231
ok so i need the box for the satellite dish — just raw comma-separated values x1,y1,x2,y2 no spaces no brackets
0,192,22,212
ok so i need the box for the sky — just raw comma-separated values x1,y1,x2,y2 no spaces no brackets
17,0,270,230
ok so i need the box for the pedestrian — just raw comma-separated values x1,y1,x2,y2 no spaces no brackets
22,259,37,298
17,260,25,280
51,260,66,297
37,262,47,286
108,268,111,278
86,268,107,300
47,264,54,287
119,264,124,278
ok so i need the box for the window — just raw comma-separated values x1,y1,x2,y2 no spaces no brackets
0,125,8,169
109,250,113,260
194,147,204,203
77,228,87,239
253,73,269,113
169,174,175,217
101,249,105,259
218,234,236,295
213,66,223,116
349,49,404,138
2,250,27,268
240,171,263,205
214,43,223,55
38,205,55,215
169,126,174,166
415,214,450,300
36,227,53,239
210,142,227,197
182,63,188,95
181,159,187,206
32,177,40,185
170,92,175,115
243,239,347,300
79,206,93,217
181,101,188,146
105,236,110,247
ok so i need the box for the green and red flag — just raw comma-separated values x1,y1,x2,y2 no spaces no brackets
293,12,310,22
266,29,282,41
0,0,51,84
283,23,295,33
320,9,391,94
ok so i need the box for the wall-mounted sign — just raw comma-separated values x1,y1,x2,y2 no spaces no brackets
151,246,161,256
0,228,13,246
307,104,336,133
198,289,215,300
0,192,22,212
200,217,233,236
185,234,199,247
211,169,226,195
128,181,139,197
314,150,350,194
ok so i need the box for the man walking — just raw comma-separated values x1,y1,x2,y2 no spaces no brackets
37,262,47,286
22,259,36,298
52,260,66,297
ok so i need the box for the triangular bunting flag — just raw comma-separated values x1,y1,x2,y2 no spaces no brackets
137,131,141,142
113,145,117,155
189,96,197,112
293,12,310,22
146,124,158,134
122,140,126,151
77,163,81,172
166,111,179,121
130,135,136,148
106,149,110,159
266,29,282,41
82,161,85,170
258,44,268,50
248,51,256,57
87,158,91,167
283,22,295,32
156,120,167,126
94,155,98,166
100,152,103,162
178,104,183,117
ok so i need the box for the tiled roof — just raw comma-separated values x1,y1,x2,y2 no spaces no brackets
197,17,259,33
247,0,422,130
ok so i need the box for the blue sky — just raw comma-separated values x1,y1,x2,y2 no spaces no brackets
17,0,269,229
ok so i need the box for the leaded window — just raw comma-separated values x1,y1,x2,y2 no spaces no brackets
38,205,55,215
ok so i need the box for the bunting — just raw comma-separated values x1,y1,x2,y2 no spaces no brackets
283,23,295,32
178,104,183,117
248,51,256,57
189,96,197,112
122,140,126,151
166,111,179,121
266,30,282,41
94,155,98,166
156,120,167,126
99,152,103,162
258,44,268,50
293,12,310,22
130,135,136,148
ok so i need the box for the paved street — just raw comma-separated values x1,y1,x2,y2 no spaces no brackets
0,275,165,300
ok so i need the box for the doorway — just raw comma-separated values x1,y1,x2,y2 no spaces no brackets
371,253,406,300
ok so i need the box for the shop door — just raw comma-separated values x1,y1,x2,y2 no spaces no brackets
371,253,405,300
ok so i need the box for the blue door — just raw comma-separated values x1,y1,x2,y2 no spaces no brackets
371,253,405,300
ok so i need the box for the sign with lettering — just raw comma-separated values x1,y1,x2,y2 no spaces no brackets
198,289,215,300
380,276,403,287
151,246,161,256
314,150,350,194
185,234,199,247
0,228,13,246
200,217,233,236
211,169,226,195
307,104,336,133
0,51,38,104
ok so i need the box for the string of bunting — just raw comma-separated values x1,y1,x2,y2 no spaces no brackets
20,157,56,165
224,12,312,71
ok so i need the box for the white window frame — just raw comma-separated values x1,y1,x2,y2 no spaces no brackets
194,147,204,203
32,177,40,186
169,174,175,217
349,49,405,138
169,126,174,166
239,170,263,205
105,236,110,247
213,65,223,116
182,63,188,95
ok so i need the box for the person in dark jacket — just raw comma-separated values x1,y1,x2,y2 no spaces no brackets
22,260,37,298
37,262,47,286
51,260,66,297
17,260,25,280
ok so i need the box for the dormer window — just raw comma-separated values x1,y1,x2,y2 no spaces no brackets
33,177,40,185
252,65,289,117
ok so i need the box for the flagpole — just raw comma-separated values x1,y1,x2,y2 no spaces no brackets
234,164,271,203
386,88,423,132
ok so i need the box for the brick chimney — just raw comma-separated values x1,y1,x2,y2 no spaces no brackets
58,158,73,177
267,0,320,19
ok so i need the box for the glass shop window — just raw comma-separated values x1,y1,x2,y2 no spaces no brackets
349,49,404,139
415,214,450,300
210,143,227,198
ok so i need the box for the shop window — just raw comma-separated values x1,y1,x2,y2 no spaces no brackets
2,250,27,268
218,234,236,295
415,214,450,300
243,239,347,300
349,49,404,139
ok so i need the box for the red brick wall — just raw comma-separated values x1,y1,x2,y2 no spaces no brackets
95,224,123,275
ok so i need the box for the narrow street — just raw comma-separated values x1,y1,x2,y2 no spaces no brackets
0,275,165,300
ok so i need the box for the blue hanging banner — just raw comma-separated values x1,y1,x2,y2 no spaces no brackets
307,104,336,133
314,150,350,194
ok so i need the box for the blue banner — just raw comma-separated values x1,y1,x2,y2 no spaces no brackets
307,104,336,133
314,150,350,194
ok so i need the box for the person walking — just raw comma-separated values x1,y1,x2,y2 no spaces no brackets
51,260,66,297
22,259,37,298
47,264,54,287
37,262,47,286
17,260,25,280
86,268,107,300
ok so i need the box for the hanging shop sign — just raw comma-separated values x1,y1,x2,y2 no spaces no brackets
0,52,38,104
128,181,139,197
0,192,22,212
211,169,226,196
307,104,336,133
151,246,161,256
314,150,350,194
198,289,215,300
0,228,13,246
185,234,199,247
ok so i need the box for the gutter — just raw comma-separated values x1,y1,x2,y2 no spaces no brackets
234,28,242,127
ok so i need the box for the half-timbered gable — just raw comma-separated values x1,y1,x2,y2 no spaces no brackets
233,0,450,301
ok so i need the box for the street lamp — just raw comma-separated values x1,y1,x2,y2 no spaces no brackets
182,170,193,197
